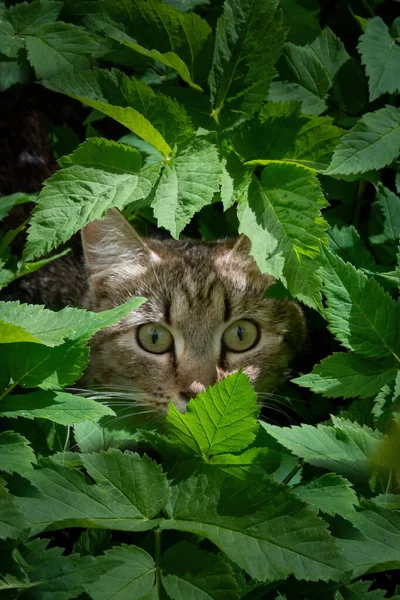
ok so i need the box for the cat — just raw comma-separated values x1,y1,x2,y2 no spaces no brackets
78,209,306,413
2,208,306,413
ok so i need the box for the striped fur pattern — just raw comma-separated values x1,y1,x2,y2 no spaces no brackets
80,210,306,413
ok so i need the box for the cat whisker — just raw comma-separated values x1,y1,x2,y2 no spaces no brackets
99,402,146,408
257,391,310,405
257,401,298,424
82,383,143,391
256,393,304,418
84,394,143,402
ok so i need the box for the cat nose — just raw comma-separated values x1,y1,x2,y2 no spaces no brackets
182,381,207,400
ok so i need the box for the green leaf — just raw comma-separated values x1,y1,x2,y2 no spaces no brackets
11,248,72,284
269,44,330,115
0,320,46,345
18,449,170,535
0,390,115,425
328,224,376,270
23,162,160,259
0,339,89,388
161,542,240,600
0,192,36,220
3,538,121,599
237,164,328,307
82,544,156,600
210,447,286,481
73,528,111,557
280,0,321,45
293,352,397,399
320,249,400,359
220,151,252,210
162,467,345,582
167,372,259,458
119,133,164,166
43,67,194,157
59,137,143,173
341,504,400,577
0,297,146,346
326,106,400,176
373,371,400,430
0,481,29,540
293,473,358,517
263,416,383,482
209,0,285,122
358,17,400,102
371,493,400,510
369,184,400,259
0,17,25,58
0,57,31,92
73,416,141,454
337,581,388,600
7,0,61,34
152,139,222,238
26,22,104,80
0,431,36,475
269,28,349,115
329,57,367,117
163,0,209,10
85,10,209,91
89,0,211,84
308,27,349,81
235,102,344,172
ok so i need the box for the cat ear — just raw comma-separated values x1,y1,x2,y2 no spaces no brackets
82,209,159,284
217,233,274,290
230,234,251,254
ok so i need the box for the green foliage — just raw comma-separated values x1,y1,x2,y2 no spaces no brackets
0,297,146,346
293,473,359,517
358,17,400,101
321,249,400,358
268,28,349,115
0,431,36,475
162,466,345,582
161,542,239,600
167,371,259,456
43,67,194,156
209,0,285,124
264,417,383,483
238,163,328,308
85,0,212,89
341,504,400,577
0,390,115,425
1,0,400,597
81,544,156,599
326,106,400,176
152,138,222,237
18,450,169,534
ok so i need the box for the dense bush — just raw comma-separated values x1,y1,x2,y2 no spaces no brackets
0,0,400,597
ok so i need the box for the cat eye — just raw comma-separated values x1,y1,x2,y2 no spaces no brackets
222,319,259,352
137,323,173,354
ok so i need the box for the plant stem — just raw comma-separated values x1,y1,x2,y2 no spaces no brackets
154,529,162,597
361,0,375,17
0,381,18,402
352,179,366,229
282,460,304,485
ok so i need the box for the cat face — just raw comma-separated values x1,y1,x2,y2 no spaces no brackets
81,210,305,413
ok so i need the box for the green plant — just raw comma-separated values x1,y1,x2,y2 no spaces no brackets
1,0,400,597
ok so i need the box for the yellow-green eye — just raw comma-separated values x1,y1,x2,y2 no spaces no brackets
137,323,173,354
222,319,259,352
